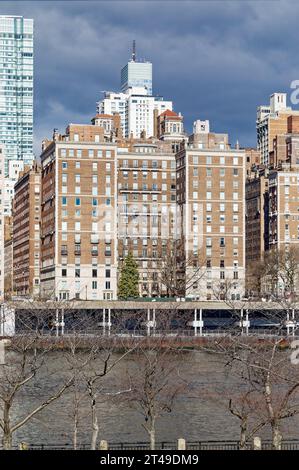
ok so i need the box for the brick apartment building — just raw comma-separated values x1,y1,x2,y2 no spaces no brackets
176,120,246,300
40,123,118,301
13,163,41,297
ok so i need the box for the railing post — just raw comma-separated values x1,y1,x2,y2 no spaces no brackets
99,440,109,450
194,309,197,337
103,308,106,336
177,438,186,450
108,308,111,336
253,436,262,450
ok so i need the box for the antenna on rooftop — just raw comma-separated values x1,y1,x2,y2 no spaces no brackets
132,40,136,62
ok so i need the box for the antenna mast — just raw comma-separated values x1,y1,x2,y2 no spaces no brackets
132,40,136,62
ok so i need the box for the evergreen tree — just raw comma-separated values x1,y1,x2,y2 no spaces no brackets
118,252,139,299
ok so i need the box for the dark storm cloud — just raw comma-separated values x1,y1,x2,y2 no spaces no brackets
1,0,298,154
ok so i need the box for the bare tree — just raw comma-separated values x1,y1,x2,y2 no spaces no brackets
0,324,74,449
158,239,206,298
123,329,187,450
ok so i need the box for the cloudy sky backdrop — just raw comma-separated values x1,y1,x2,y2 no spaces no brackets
2,0,298,155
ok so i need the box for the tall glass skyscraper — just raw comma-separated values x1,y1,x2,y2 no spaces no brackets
121,43,152,96
0,15,34,175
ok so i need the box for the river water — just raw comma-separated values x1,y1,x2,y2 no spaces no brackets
4,350,299,447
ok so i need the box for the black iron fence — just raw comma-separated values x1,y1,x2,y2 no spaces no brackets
8,439,299,451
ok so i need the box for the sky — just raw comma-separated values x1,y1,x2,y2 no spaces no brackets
2,0,299,155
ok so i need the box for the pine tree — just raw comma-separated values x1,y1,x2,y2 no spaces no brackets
118,252,139,299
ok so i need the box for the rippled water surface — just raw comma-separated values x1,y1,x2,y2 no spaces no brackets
2,350,299,447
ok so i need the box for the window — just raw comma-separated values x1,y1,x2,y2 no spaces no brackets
62,197,67,206
75,222,81,231
105,281,111,290
76,161,80,169
193,156,198,164
75,174,80,183
233,157,238,165
206,156,212,165
62,161,67,169
75,269,80,278
89,149,94,158
106,150,112,158
92,269,97,278
62,269,67,277
92,281,97,289
206,168,211,177
62,222,67,232
220,237,225,247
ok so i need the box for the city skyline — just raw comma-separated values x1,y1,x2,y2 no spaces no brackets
2,0,299,155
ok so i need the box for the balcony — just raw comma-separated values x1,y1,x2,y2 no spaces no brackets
119,187,161,194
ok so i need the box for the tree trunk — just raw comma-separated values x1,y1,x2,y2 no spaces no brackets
73,412,78,450
91,398,99,450
150,428,156,451
2,432,12,450
149,417,156,451
272,425,282,450
2,402,12,450
239,419,247,450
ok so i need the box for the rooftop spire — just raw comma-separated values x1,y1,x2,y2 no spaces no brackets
132,40,136,62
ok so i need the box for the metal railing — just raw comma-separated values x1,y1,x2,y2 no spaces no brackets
8,439,299,451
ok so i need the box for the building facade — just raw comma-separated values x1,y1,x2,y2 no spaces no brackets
121,58,152,95
98,87,173,139
245,170,269,265
13,163,41,297
40,126,118,301
256,93,299,167
4,215,13,298
0,15,34,175
176,123,246,300
0,145,4,300
117,139,177,297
